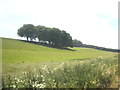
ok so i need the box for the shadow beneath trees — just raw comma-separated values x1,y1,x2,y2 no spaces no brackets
19,40,76,51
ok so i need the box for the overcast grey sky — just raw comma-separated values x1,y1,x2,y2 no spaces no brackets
0,0,119,49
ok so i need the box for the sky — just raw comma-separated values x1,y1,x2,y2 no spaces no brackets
0,0,119,49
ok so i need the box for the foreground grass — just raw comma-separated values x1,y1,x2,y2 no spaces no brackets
2,55,118,88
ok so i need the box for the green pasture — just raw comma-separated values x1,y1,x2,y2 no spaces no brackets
2,38,116,63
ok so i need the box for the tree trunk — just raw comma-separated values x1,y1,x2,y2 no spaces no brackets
48,41,51,45
27,37,28,41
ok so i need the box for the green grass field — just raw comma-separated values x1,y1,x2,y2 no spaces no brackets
2,38,116,63
2,38,119,88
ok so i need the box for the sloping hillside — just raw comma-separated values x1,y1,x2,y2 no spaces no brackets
2,38,118,88
2,38,116,63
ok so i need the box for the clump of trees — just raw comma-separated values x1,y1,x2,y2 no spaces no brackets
17,24,73,48
72,39,83,47
17,24,119,52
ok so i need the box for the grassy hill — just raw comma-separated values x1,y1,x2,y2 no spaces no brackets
2,38,116,63
1,38,119,88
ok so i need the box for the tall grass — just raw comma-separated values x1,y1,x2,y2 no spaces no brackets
2,55,118,88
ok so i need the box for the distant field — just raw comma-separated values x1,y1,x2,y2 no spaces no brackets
2,38,116,63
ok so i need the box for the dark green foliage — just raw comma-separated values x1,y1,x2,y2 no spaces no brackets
18,24,73,48
17,24,37,41
72,39,83,47
50,28,62,47
60,30,73,47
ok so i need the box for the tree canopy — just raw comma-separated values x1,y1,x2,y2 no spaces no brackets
17,24,73,48
72,39,83,47
17,24,37,41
